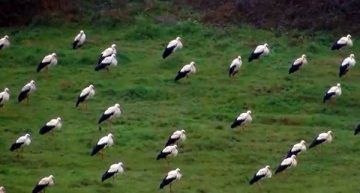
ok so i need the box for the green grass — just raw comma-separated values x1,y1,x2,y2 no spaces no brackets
0,19,360,193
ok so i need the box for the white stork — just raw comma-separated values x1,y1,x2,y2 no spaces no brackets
73,30,86,49
275,155,297,174
98,44,117,64
309,131,333,149
91,133,114,159
354,123,360,135
10,133,31,152
248,43,270,62
37,53,57,74
165,130,186,146
98,103,121,131
0,88,10,108
156,145,178,167
174,61,196,81
75,84,95,109
289,54,307,74
101,162,124,182
331,34,353,50
162,37,183,59
339,54,356,77
159,168,182,191
231,110,252,129
95,53,117,71
323,83,341,103
0,186,5,193
249,165,272,185
18,80,36,103
229,56,242,77
39,117,62,135
0,35,10,50
32,175,55,193
286,140,306,158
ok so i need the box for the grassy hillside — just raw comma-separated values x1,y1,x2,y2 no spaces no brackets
0,18,359,193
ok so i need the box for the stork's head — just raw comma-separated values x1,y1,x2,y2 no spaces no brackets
176,37,181,40
350,53,355,58
49,175,55,179
4,87,9,93
80,30,84,34
52,53,57,57
265,165,271,169
336,83,341,87
291,155,296,159
181,129,186,133
190,61,195,66
25,133,31,138
89,84,94,88
247,110,252,114
115,103,120,109
118,162,123,166
111,44,116,48
108,133,114,138
173,144,178,148
347,34,352,39
264,43,269,47
237,56,242,60
300,140,306,144
57,117,61,121
4,35,9,39
111,53,116,57
175,168,181,172
0,186,4,191
328,130,332,134
302,54,306,58
30,80,35,85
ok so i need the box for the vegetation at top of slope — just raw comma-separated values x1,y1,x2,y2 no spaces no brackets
1,0,360,35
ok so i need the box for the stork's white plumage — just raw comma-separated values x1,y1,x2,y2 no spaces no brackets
39,117,62,135
0,186,5,193
323,83,341,103
0,35,10,50
98,44,117,64
229,56,242,77
174,61,196,81
309,131,333,149
95,53,118,71
32,175,55,193
165,129,186,146
18,80,36,103
339,54,356,77
0,88,10,108
159,168,182,190
73,30,86,49
162,37,183,59
275,155,297,174
231,110,252,129
331,34,353,50
157,144,178,160
249,165,272,185
10,133,31,152
37,53,57,73
98,103,121,131
76,84,95,108
286,140,306,158
248,43,270,62
91,133,114,158
102,162,124,182
289,54,307,74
